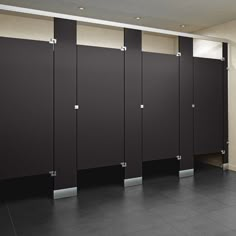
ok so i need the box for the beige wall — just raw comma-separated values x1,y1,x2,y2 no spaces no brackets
77,24,124,49
77,26,178,54
142,32,178,54
193,39,222,59
0,12,53,41
197,20,236,170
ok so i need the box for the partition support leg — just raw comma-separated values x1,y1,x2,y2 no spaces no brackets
124,177,142,187
179,169,194,178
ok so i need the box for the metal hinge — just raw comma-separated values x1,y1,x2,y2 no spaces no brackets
221,57,225,61
221,150,226,155
227,67,230,71
176,52,181,57
192,104,195,108
49,38,57,51
49,171,56,177
74,105,79,110
49,38,57,44
176,155,182,160
140,104,144,109
227,141,229,145
120,162,127,168
121,46,127,51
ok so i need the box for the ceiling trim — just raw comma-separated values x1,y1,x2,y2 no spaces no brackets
0,4,228,43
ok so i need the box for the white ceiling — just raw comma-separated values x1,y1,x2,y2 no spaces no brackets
1,0,236,32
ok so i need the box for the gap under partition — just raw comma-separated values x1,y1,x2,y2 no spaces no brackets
0,175,53,201
142,159,179,180
77,166,124,189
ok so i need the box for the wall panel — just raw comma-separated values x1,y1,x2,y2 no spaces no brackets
142,32,178,55
0,12,53,41
77,24,123,49
193,39,222,60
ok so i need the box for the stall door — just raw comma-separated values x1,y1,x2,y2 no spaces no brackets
0,38,53,179
143,53,179,161
77,46,124,170
194,58,223,155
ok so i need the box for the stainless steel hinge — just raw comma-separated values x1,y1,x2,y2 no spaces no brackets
74,105,79,110
176,52,181,57
49,38,57,44
121,46,127,51
221,57,225,61
221,150,226,155
49,38,57,50
176,155,182,160
120,162,127,168
49,171,56,177
192,104,195,108
140,104,144,109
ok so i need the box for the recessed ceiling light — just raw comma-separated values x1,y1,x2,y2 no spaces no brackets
135,17,141,20
79,7,85,10
180,24,185,28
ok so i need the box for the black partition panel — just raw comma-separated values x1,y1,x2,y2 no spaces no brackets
143,53,179,161
77,46,124,170
54,19,77,190
0,37,53,180
194,58,224,155
223,43,229,163
124,29,142,179
179,37,194,170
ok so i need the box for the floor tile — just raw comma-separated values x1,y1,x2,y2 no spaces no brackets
4,164,236,236
0,202,16,236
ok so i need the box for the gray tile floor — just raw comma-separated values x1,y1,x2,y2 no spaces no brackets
2,164,236,236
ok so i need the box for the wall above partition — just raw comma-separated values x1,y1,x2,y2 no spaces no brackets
193,39,222,59
0,12,53,41
142,32,178,55
77,24,124,49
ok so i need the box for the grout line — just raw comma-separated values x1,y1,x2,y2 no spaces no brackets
6,204,18,236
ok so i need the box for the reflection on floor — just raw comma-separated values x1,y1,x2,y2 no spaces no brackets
1,163,236,236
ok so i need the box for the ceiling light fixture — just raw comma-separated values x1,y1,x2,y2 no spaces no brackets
79,7,85,11
180,24,185,28
135,17,141,20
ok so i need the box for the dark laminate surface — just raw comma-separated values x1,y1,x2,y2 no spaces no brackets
223,43,229,164
0,37,53,180
54,18,77,190
179,37,194,170
77,46,124,170
143,52,179,161
124,29,142,179
194,58,224,155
